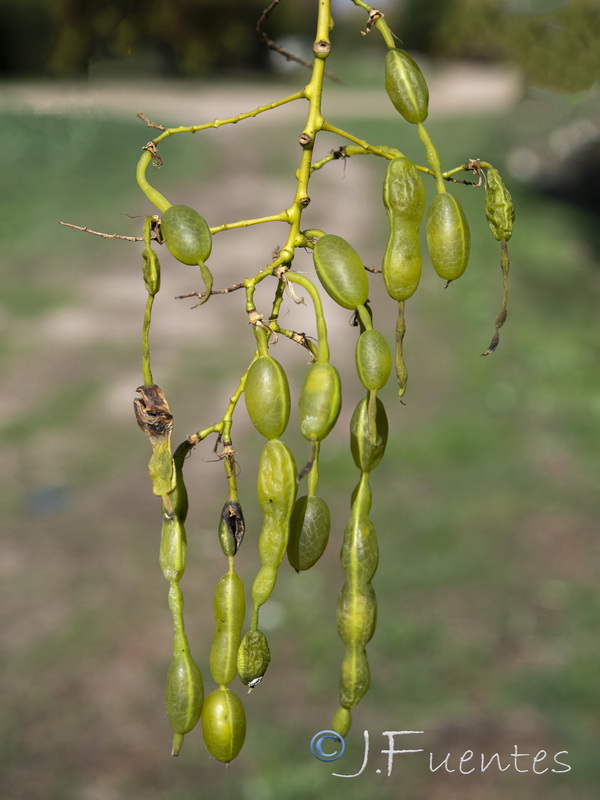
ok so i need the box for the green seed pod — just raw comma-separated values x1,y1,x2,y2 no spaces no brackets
485,167,515,242
385,48,429,125
313,234,369,310
160,204,212,266
337,583,377,646
340,514,379,586
382,157,425,301
287,495,331,571
256,439,297,537
159,518,187,582
218,500,245,557
298,362,342,442
426,193,471,282
251,564,279,608
237,629,271,687
202,687,246,764
209,571,245,686
332,705,352,737
355,330,392,391
244,355,291,440
340,646,370,708
350,397,389,473
165,635,204,738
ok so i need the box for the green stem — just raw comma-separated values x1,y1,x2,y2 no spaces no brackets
307,441,320,497
210,211,290,235
285,272,330,363
350,0,396,48
356,304,373,331
321,121,396,157
142,293,154,385
136,150,171,212
417,123,445,194
151,90,306,145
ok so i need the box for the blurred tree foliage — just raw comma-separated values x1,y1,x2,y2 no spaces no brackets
400,0,599,92
0,0,314,77
0,0,597,91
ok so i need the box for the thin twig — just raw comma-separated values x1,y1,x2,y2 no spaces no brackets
365,265,382,274
59,221,146,242
137,112,166,131
257,0,344,85
175,282,246,301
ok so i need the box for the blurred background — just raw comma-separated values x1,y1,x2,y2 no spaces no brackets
1,1,599,798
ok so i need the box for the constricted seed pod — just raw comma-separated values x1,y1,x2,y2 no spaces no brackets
209,571,245,686
350,397,389,473
287,495,331,571
485,167,515,242
202,687,246,763
340,513,379,587
426,193,471,282
313,234,369,310
355,330,392,392
385,48,429,125
298,361,342,442
332,705,352,737
244,355,291,440
160,205,212,266
237,629,271,687
382,156,426,301
340,646,370,708
337,583,377,646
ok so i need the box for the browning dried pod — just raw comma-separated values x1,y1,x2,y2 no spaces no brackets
219,500,245,556
133,384,176,496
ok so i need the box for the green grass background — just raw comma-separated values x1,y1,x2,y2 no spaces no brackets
1,68,599,800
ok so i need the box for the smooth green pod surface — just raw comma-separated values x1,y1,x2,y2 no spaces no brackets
160,205,212,266
165,643,204,735
298,362,342,442
426,193,471,282
313,234,369,310
237,630,271,686
382,157,425,301
244,355,291,440
209,571,245,686
202,687,246,763
355,330,392,391
332,705,352,737
350,397,389,473
385,49,429,124
287,495,331,571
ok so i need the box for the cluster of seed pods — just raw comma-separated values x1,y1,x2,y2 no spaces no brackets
128,8,515,766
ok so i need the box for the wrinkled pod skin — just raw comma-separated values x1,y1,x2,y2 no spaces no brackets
381,157,426,302
159,205,212,266
287,495,331,571
350,396,389,473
